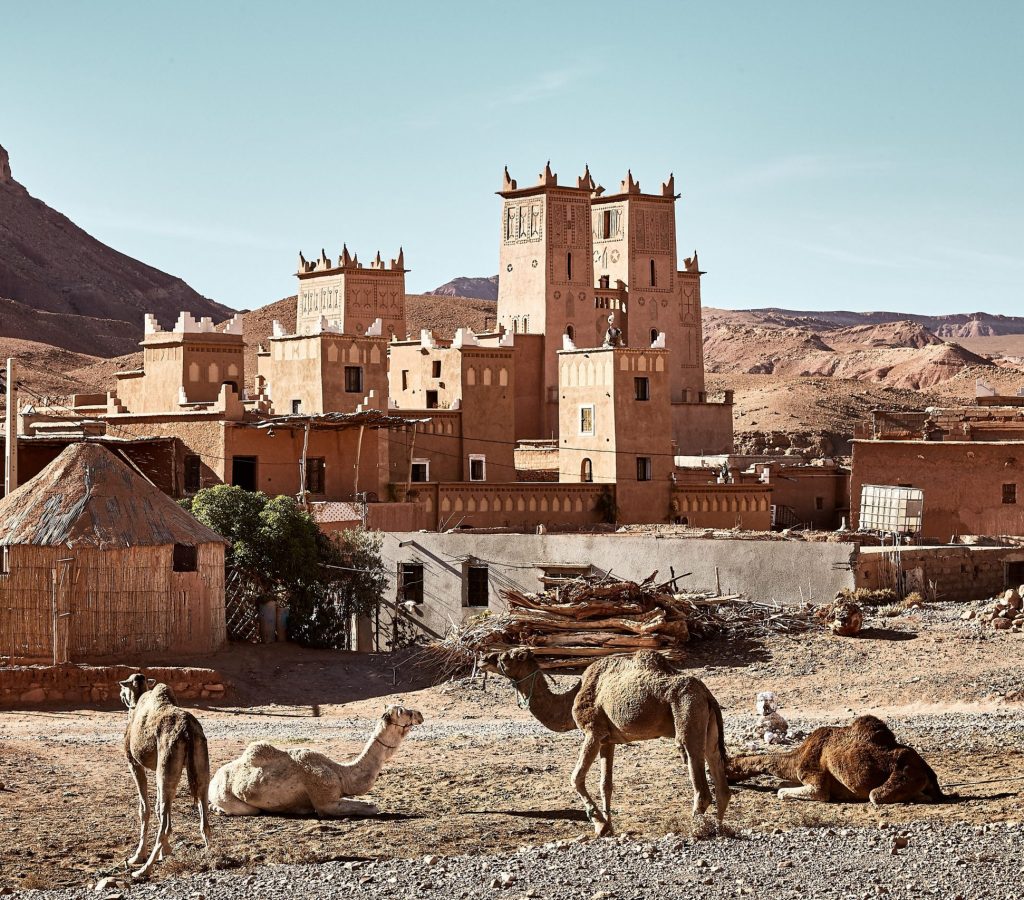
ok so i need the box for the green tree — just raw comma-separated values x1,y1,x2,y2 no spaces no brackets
184,486,385,649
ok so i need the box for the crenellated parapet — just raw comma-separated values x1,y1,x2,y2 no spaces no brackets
297,245,407,276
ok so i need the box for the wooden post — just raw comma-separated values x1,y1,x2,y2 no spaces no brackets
404,424,418,499
353,424,365,497
298,420,310,508
4,358,17,496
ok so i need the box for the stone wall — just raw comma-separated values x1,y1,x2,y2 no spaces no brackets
0,664,227,709
856,545,1024,602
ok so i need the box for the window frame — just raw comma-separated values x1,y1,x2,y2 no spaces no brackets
636,456,653,482
468,454,486,482
410,459,430,483
465,564,489,608
344,365,364,394
1003,483,1017,505
305,457,326,494
581,458,593,483
172,543,198,573
183,454,202,494
634,376,650,402
398,562,424,605
579,404,596,437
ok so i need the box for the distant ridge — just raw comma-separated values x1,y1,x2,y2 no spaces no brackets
0,142,232,357
428,275,498,301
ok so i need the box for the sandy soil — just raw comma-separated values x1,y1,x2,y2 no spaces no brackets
2,603,1023,892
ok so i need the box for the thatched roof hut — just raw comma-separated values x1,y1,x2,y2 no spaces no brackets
0,443,227,662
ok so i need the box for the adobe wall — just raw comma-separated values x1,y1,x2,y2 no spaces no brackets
856,545,1024,602
672,399,734,455
0,664,227,709
379,532,858,641
671,484,772,530
851,440,1024,539
388,414,465,484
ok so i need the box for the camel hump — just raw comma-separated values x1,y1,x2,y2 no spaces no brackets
244,741,289,767
849,715,898,747
631,650,676,674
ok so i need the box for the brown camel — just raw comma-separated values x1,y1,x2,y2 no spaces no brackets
483,648,729,837
480,648,580,732
728,714,945,805
120,674,212,879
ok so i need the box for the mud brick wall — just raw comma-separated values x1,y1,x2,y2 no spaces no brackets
0,664,227,708
856,546,1024,602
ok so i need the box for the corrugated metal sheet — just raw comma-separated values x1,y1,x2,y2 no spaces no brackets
0,443,226,549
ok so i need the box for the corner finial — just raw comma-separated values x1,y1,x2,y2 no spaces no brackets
661,173,677,197
502,166,517,191
298,250,309,273
538,160,557,186
684,250,700,273
341,244,353,267
620,169,640,194
577,164,597,191
391,246,405,270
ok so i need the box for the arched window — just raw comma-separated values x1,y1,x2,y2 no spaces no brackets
649,258,657,287
567,251,573,281
523,316,529,333
565,324,575,342
650,328,659,345
581,458,593,483
513,318,519,334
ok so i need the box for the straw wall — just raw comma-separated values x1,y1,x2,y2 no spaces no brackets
0,543,225,662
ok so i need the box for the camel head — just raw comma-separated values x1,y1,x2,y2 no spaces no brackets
380,705,424,731
118,673,157,710
479,647,541,681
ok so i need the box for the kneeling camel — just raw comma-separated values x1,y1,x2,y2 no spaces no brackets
483,648,730,837
728,714,945,805
119,674,211,879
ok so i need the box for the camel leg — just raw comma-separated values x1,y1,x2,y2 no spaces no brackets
126,761,150,866
318,798,381,817
134,760,182,878
704,716,731,823
571,731,609,837
197,790,212,848
599,743,615,825
676,707,713,819
778,775,829,802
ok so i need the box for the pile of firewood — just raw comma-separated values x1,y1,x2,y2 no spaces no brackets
426,573,816,673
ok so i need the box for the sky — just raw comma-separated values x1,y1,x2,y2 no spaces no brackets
2,1,1022,315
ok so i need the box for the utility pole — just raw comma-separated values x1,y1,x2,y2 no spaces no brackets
4,358,16,496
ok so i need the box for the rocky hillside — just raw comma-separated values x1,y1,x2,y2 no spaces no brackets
0,143,231,355
428,275,499,300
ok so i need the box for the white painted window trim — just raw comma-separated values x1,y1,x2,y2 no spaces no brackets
578,404,596,436
411,458,430,482
468,454,487,482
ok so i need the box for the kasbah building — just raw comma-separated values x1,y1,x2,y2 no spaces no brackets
10,163,1024,637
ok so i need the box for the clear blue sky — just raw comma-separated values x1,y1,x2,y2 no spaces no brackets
3,1,1021,315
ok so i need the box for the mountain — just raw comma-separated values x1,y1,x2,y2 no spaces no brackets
428,275,499,301
0,143,231,356
715,307,1024,338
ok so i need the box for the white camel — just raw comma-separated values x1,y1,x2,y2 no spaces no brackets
209,705,423,816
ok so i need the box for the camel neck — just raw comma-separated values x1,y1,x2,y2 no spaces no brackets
731,749,801,782
347,720,407,780
517,669,581,733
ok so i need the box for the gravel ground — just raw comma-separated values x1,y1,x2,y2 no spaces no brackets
25,821,1024,900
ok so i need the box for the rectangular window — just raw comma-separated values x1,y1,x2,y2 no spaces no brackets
426,390,439,409
466,565,489,607
411,459,430,482
291,399,302,414
401,370,409,391
399,563,424,605
0,546,9,576
172,544,198,573
815,496,824,511
231,456,257,492
634,377,650,401
432,360,442,379
469,455,486,482
636,457,652,481
344,366,363,393
306,457,326,494
184,455,201,493
1003,483,1017,505
579,405,595,436
602,209,612,239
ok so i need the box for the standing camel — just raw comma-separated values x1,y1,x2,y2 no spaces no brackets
480,648,580,732
483,648,730,836
119,674,211,879
209,705,423,816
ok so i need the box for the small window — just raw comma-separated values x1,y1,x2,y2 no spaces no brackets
523,316,529,333
172,544,198,573
401,370,409,391
650,258,657,287
636,457,652,481
399,563,424,605
466,565,489,608
426,390,439,409
513,318,519,334
579,405,595,436
432,360,442,379
306,457,326,494
1003,483,1017,505
469,455,486,482
231,456,257,492
184,455,201,493
567,251,573,281
291,399,302,414
411,459,430,482
602,209,612,239
565,324,575,342
0,546,9,576
650,328,659,345
634,377,650,401
581,458,593,483
815,496,824,511
345,366,363,393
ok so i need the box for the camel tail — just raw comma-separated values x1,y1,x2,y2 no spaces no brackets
184,718,211,803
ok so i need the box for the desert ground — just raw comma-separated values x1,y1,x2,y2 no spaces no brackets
2,601,1023,898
